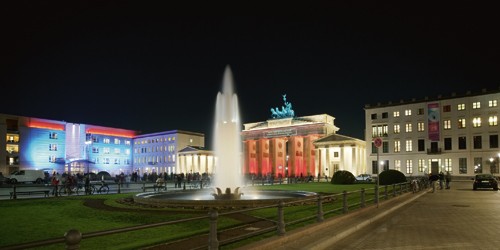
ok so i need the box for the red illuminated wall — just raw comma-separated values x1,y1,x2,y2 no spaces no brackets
258,139,271,175
244,140,258,174
272,138,286,178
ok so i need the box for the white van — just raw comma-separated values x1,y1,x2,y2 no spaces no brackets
7,170,46,184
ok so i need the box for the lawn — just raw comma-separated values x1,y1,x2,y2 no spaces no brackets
0,182,377,249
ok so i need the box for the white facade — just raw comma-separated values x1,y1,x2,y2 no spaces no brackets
365,89,500,178
133,130,205,175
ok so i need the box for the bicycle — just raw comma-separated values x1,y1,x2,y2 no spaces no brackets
94,181,109,194
58,182,85,196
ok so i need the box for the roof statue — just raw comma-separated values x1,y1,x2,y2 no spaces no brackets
270,94,295,119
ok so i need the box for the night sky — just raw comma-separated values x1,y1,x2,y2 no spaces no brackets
1,2,499,147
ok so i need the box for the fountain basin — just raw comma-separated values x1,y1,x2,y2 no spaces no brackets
134,189,318,209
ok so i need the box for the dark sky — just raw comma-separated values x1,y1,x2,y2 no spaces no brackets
1,2,499,147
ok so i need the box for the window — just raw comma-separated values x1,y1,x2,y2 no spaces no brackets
125,140,131,145
472,101,481,109
418,139,425,151
444,138,452,150
472,117,481,127
443,105,451,112
382,112,388,118
489,116,498,126
443,120,451,130
334,152,339,157
114,139,121,145
473,136,482,149
103,138,110,144
474,157,482,173
103,147,110,154
459,158,467,174
372,125,388,137
49,144,58,151
418,159,425,173
458,119,466,129
406,160,413,174
405,123,412,132
444,159,452,172
417,122,425,131
459,137,467,150
489,100,497,107
49,132,58,139
457,103,465,110
372,161,379,174
394,160,401,171
393,111,400,117
394,124,400,134
394,141,401,152
114,148,121,154
406,140,412,152
405,109,412,116
382,141,389,153
371,113,377,119
490,135,499,148
417,108,424,115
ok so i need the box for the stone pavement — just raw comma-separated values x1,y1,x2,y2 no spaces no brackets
238,180,500,250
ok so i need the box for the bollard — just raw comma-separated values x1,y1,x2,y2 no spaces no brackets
393,184,396,197
277,201,286,235
200,180,203,190
360,188,365,208
342,191,348,214
316,195,324,222
384,185,388,200
118,181,121,194
183,181,186,190
55,183,59,197
12,185,17,199
64,229,82,250
375,185,379,207
208,209,219,250
142,182,146,192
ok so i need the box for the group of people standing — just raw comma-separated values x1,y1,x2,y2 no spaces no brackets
429,171,452,192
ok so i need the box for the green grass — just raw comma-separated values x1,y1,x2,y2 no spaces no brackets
0,182,384,249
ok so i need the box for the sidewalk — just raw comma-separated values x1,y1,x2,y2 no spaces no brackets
239,180,500,250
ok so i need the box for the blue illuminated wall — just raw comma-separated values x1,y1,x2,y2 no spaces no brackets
19,127,66,173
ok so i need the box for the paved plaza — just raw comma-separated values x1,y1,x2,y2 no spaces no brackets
239,180,500,250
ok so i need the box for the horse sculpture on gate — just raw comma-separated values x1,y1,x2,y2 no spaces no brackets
270,94,295,119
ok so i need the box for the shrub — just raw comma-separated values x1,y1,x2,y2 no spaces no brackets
331,170,356,184
379,169,406,185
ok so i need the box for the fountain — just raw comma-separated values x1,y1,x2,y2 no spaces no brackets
134,65,316,208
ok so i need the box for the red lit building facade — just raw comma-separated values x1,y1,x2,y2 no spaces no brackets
242,114,340,179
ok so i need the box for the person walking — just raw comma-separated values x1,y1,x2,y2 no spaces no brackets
445,171,451,189
438,172,445,190
429,174,439,193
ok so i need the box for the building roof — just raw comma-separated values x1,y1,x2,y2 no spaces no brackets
313,133,365,145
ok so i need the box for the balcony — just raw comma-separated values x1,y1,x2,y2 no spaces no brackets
427,148,442,155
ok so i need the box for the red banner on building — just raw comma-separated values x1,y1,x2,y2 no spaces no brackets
428,103,440,141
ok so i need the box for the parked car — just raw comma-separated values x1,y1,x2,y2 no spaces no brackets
356,174,372,182
472,174,498,191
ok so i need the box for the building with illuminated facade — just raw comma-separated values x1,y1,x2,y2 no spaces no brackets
242,114,366,179
365,88,500,178
0,113,205,177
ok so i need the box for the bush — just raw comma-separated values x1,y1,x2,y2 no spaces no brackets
331,170,356,184
379,169,406,185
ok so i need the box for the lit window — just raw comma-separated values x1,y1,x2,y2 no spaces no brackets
473,117,482,128
394,124,400,134
372,125,388,137
444,159,452,172
458,118,466,128
443,120,451,130
103,138,110,144
489,100,497,107
114,138,121,144
394,160,401,171
406,160,413,174
417,122,425,132
489,116,498,126
472,102,481,109
406,140,412,152
405,123,412,132
114,148,120,154
394,141,401,152
405,109,412,116
393,111,400,117
418,159,425,172
457,103,465,110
